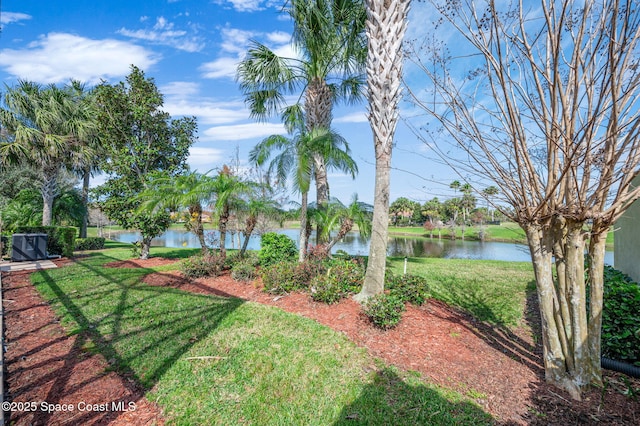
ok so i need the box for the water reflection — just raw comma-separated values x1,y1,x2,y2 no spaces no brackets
113,229,613,264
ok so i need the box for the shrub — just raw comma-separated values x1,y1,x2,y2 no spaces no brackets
75,237,106,251
261,261,305,294
310,274,348,304
1,235,8,258
601,265,640,366
180,251,224,279
231,259,258,282
15,226,76,257
258,233,297,267
386,273,430,306
363,293,406,330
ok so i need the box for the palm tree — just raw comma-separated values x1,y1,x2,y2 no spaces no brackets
238,196,279,257
250,128,314,262
138,171,216,252
0,80,96,226
322,194,372,255
210,166,250,260
65,80,103,238
237,0,366,239
482,186,499,222
355,0,411,302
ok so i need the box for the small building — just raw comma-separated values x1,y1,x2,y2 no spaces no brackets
614,176,640,282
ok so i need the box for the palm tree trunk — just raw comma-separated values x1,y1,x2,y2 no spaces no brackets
306,78,333,244
298,191,309,262
41,170,58,226
356,0,410,302
219,204,229,260
240,215,257,257
80,168,90,238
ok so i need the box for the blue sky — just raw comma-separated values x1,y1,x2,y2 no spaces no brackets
0,0,459,205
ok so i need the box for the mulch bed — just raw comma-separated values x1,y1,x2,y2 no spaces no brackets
3,257,639,425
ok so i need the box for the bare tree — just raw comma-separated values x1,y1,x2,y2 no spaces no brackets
356,0,412,301
407,0,640,399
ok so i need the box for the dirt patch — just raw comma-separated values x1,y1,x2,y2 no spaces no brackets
2,259,638,425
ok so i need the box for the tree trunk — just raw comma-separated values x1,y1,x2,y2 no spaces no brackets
356,0,410,302
326,218,353,254
219,205,229,260
298,191,309,262
140,236,152,260
41,171,57,226
356,151,391,301
240,214,257,257
524,223,581,400
305,78,333,244
80,168,90,238
586,224,608,387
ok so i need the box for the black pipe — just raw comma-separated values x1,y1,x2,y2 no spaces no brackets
601,357,640,378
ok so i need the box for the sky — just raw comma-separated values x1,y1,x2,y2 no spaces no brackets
0,0,461,206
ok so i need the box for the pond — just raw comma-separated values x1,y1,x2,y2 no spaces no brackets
112,228,615,264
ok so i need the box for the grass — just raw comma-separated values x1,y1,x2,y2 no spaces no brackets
29,246,493,425
389,222,528,243
388,257,535,326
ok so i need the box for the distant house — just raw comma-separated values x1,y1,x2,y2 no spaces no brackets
614,176,640,282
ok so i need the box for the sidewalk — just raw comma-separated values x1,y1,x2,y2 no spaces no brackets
0,260,59,272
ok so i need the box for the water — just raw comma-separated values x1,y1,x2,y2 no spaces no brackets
112,228,615,264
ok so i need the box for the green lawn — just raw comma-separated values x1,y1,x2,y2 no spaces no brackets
388,257,535,326
29,245,493,425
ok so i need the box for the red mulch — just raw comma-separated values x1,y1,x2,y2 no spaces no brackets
3,257,639,425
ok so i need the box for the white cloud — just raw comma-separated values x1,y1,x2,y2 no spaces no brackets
200,27,293,81
0,33,159,84
160,81,249,126
199,57,240,79
118,16,205,52
334,112,368,124
1,12,31,25
203,122,285,141
187,147,225,170
215,0,265,12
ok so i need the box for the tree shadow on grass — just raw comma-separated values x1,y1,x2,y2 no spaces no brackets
334,367,494,426
6,253,244,425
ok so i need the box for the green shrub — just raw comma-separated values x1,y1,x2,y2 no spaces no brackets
75,237,106,251
180,252,224,279
386,273,430,306
258,232,297,267
231,259,258,282
15,226,76,257
601,265,640,366
261,261,307,294
363,293,406,330
310,260,366,304
225,251,259,269
310,274,347,304
0,235,7,258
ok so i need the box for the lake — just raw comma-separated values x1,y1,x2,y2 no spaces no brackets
112,228,615,264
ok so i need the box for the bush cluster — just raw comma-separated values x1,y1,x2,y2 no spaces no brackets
362,293,406,330
601,265,640,366
310,260,365,304
231,258,258,282
386,273,430,306
75,237,106,251
261,261,311,294
180,251,224,279
258,233,297,267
